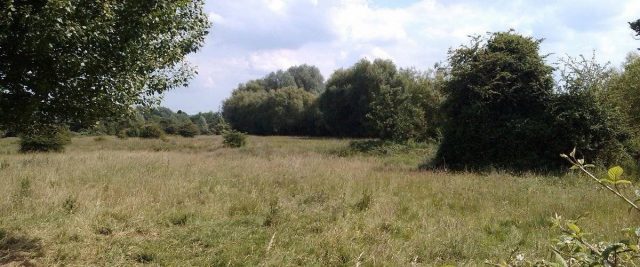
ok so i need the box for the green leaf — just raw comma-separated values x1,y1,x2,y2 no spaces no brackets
553,251,569,267
583,164,596,168
615,180,632,185
608,166,624,181
568,223,581,234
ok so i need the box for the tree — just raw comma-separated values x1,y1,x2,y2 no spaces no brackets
366,69,442,142
318,59,400,137
178,121,199,138
222,87,319,135
606,55,640,138
287,65,325,94
0,1,210,148
234,65,325,94
195,115,209,134
435,32,556,171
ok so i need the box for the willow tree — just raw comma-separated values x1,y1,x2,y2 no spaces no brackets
0,0,210,149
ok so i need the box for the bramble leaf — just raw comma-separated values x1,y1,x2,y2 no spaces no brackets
608,166,624,181
568,223,581,234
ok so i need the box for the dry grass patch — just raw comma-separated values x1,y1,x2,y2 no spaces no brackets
0,136,637,265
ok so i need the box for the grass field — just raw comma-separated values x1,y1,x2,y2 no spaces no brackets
0,136,637,266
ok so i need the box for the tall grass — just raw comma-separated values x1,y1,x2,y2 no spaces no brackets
0,136,636,265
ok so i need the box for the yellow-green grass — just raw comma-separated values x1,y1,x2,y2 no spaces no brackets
0,136,636,266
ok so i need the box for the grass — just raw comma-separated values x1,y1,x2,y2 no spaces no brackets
0,135,637,265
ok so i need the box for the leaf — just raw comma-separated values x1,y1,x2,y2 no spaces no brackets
608,166,624,181
553,251,569,267
615,180,632,185
568,223,581,234
583,164,596,168
570,147,576,158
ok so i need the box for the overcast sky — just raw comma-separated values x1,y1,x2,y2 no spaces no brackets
161,0,640,113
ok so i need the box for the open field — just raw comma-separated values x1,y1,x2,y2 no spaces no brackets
0,136,637,266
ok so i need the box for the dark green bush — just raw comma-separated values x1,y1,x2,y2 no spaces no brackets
223,130,247,148
139,124,164,139
19,126,72,152
177,122,199,138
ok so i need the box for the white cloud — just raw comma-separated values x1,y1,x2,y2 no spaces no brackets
164,0,640,113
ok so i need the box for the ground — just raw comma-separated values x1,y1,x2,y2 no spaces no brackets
0,136,636,266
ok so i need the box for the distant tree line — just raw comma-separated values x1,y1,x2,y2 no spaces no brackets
84,107,230,138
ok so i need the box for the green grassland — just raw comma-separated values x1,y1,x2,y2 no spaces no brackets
0,136,636,266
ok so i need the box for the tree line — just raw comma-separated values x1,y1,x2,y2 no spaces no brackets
222,30,640,172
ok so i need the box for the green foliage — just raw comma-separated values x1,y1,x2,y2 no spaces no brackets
223,87,320,135
210,116,231,135
495,151,640,266
19,125,71,153
0,0,210,136
319,59,398,137
319,59,442,141
436,32,555,171
139,124,164,139
222,130,247,148
194,115,209,135
367,69,443,142
606,55,640,138
287,65,326,94
435,32,629,171
177,122,199,138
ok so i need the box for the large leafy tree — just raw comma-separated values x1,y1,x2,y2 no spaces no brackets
318,59,399,137
223,87,318,135
0,0,210,134
435,32,556,171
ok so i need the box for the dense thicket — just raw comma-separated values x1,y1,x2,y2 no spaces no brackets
434,32,633,171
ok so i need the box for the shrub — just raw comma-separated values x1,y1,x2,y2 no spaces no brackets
435,32,565,171
139,124,164,139
177,122,199,138
124,128,140,138
116,130,128,139
19,125,72,152
210,118,231,135
223,130,247,148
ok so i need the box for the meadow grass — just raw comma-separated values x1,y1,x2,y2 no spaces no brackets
0,136,637,266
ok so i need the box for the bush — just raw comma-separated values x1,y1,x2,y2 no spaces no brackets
435,32,557,171
139,124,164,139
223,130,247,148
116,130,128,139
177,122,199,138
210,118,231,135
19,125,72,152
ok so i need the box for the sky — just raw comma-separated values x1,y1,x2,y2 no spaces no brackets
161,0,640,113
